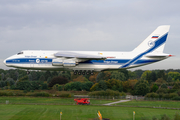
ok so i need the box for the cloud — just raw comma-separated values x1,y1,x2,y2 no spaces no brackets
0,0,180,70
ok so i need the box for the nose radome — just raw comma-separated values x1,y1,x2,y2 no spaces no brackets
3,59,6,65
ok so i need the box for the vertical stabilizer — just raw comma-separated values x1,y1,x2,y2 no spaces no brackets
132,25,170,53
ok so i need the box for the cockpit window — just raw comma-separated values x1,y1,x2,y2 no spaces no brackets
17,52,23,55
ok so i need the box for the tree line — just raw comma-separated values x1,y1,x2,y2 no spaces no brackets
1,68,180,97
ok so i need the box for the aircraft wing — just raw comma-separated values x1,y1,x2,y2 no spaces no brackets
54,51,106,60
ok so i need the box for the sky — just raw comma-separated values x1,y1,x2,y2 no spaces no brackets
0,0,180,70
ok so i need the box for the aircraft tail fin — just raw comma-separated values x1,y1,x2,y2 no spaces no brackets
132,25,170,53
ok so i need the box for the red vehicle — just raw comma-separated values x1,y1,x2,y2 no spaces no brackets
74,98,90,105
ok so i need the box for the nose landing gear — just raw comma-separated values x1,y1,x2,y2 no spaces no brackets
27,70,30,74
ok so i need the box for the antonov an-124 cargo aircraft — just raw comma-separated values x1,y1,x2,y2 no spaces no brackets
4,25,172,75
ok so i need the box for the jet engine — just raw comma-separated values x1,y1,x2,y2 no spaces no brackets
52,58,63,66
52,58,76,67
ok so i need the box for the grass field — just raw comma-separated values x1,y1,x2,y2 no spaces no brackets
116,100,180,108
0,97,180,120
0,96,119,105
0,104,179,120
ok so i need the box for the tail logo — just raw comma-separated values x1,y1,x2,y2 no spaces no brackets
148,40,155,47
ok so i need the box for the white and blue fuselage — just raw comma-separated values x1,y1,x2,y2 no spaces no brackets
4,25,172,74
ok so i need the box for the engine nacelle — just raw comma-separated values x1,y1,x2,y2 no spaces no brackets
52,58,63,66
63,59,76,67
52,58,76,67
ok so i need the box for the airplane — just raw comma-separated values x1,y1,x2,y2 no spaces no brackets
4,25,172,75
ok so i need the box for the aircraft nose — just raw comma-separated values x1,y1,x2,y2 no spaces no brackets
3,59,6,65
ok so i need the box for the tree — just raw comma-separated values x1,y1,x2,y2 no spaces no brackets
58,71,71,81
71,82,82,91
30,71,37,81
111,71,126,81
127,79,138,90
44,70,52,81
173,83,180,89
103,71,111,80
16,81,31,90
168,72,180,81
90,83,99,91
107,79,123,92
47,77,52,84
134,69,144,78
48,76,68,87
51,71,58,77
96,72,106,82
63,82,82,91
156,88,167,94
118,69,129,80
39,75,45,81
98,80,107,91
134,80,150,96
161,83,167,89
5,78,15,86
151,71,157,82
157,70,166,80
141,70,152,83
155,78,167,85
0,81,5,88
1,73,4,81
151,84,158,92
41,83,48,90
19,75,28,81
167,75,172,82
28,74,33,81
128,71,137,79
89,72,99,83
73,75,88,82
5,73,10,79
64,83,72,91
82,81,93,91
31,81,43,90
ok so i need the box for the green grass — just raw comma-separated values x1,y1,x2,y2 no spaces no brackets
0,96,118,105
0,97,180,120
0,104,179,120
116,100,180,108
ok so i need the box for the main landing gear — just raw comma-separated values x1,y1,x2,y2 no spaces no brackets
73,70,94,75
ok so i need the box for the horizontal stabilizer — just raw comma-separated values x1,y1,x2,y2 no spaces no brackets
145,54,171,58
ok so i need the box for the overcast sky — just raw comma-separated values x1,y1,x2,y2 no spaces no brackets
0,0,180,70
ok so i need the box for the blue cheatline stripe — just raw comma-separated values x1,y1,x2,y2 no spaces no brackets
80,59,130,64
6,58,158,65
6,58,52,64
120,33,168,68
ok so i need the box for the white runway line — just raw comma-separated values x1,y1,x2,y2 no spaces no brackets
103,100,131,105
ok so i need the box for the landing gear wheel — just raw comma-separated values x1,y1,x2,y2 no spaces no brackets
90,72,94,75
78,72,81,75
82,72,85,75
74,72,77,75
27,71,30,74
